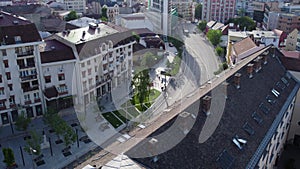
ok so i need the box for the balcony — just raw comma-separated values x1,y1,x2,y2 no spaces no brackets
0,106,6,111
22,86,39,93
19,64,35,70
58,91,68,96
17,50,34,57
9,103,16,109
34,98,41,103
20,74,37,82
25,100,32,105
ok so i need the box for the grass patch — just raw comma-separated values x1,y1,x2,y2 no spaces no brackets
167,54,181,76
102,112,123,128
112,110,130,122
121,101,141,118
131,89,161,111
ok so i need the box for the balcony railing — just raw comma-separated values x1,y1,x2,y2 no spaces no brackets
34,98,41,103
19,64,35,70
0,105,6,110
23,86,39,93
20,74,37,81
25,100,32,105
17,50,34,57
9,103,16,109
59,91,68,96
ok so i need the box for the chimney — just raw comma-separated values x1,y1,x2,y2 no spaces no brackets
82,31,86,39
253,57,262,72
222,82,229,99
202,95,212,116
234,73,241,89
247,63,254,78
262,54,268,64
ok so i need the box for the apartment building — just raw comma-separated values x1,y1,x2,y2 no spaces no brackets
64,0,86,13
202,0,235,23
127,40,300,169
50,23,135,106
103,4,120,23
277,13,300,34
170,0,195,22
0,11,43,125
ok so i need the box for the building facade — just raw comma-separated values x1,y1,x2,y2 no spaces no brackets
277,13,300,34
170,0,195,22
64,0,86,13
202,0,235,23
51,23,135,106
0,11,44,125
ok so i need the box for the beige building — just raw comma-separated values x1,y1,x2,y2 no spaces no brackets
285,28,298,51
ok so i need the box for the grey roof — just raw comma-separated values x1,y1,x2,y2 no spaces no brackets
126,50,299,169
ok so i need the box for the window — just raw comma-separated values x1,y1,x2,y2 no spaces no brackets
44,76,51,83
95,66,98,72
1,50,6,56
88,69,92,75
24,94,30,101
82,71,86,78
0,75,2,83
81,63,85,67
58,74,65,81
87,60,91,65
33,92,39,99
88,78,92,86
0,101,5,107
8,84,12,91
9,96,15,104
3,60,8,68
14,36,22,43
0,88,4,95
6,72,11,80
58,85,67,93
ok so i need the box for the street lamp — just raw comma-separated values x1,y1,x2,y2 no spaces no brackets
30,147,37,169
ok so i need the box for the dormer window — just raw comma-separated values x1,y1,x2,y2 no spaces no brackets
58,73,65,81
14,36,22,43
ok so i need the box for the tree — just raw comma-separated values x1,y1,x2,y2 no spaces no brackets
15,111,31,131
197,21,207,32
101,7,108,20
65,11,78,21
132,69,151,111
194,4,202,19
206,30,222,46
226,16,256,31
216,46,225,56
43,109,76,147
24,131,42,156
2,148,16,167
132,32,140,43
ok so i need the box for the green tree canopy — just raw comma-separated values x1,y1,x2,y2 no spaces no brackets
15,111,31,131
198,20,207,32
206,30,222,46
195,4,202,19
2,148,16,167
43,109,76,147
101,7,108,19
227,16,256,31
65,11,78,21
132,69,151,111
24,131,42,156
216,46,225,56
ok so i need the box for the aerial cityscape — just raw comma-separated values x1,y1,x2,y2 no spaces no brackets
0,0,300,169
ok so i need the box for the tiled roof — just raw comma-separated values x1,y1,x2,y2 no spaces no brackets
127,49,299,169
40,39,75,64
0,11,41,45
233,37,257,56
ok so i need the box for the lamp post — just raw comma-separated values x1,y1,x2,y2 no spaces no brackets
30,147,37,169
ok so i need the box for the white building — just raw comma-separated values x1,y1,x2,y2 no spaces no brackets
50,23,135,106
0,11,44,125
103,4,120,23
64,0,86,13
0,0,12,6
116,13,154,31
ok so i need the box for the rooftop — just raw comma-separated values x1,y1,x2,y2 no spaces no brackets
67,17,98,28
0,11,41,45
40,39,75,64
56,23,119,45
229,30,278,39
127,50,298,169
